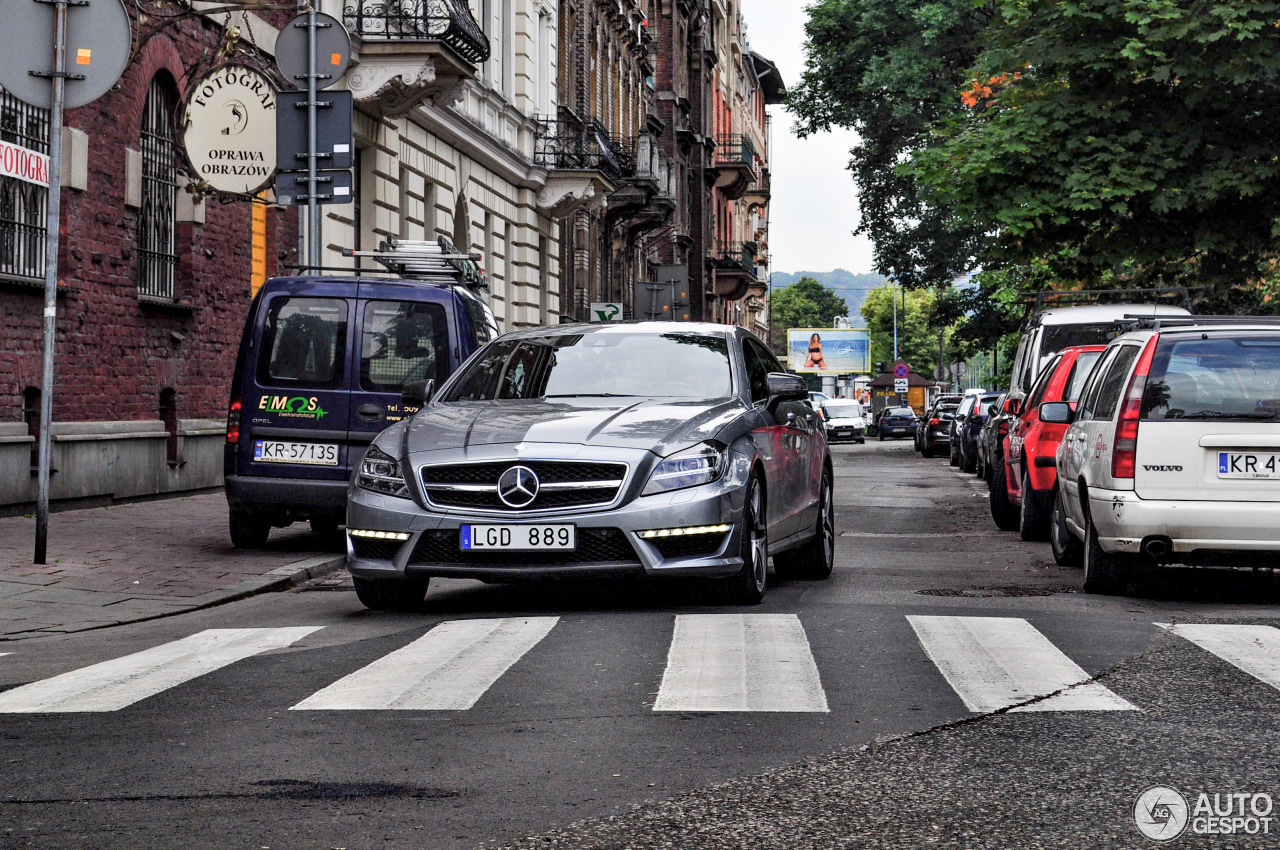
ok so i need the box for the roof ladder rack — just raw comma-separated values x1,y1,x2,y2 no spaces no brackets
341,235,489,290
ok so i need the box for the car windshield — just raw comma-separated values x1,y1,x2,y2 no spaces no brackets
441,331,733,401
1141,333,1280,421
824,403,862,418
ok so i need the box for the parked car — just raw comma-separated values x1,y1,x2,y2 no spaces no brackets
918,401,960,458
809,391,831,405
948,396,980,467
877,406,919,441
223,238,498,548
997,345,1105,542
819,399,867,443
1049,316,1280,594
916,395,962,452
975,393,1008,480
955,392,1002,473
345,322,835,610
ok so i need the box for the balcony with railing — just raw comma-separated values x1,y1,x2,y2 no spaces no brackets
534,116,634,217
743,166,771,208
712,134,758,200
709,240,761,300
343,0,491,116
607,133,677,236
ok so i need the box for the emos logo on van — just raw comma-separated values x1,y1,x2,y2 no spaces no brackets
258,395,329,421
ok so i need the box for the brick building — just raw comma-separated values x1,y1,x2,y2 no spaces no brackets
0,5,300,512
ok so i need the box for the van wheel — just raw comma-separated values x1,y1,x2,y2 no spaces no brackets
1018,470,1050,542
989,463,1019,531
1050,488,1082,568
1082,514,1128,595
353,576,430,611
229,511,271,548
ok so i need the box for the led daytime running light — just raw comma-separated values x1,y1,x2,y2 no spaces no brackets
349,529,411,541
638,524,732,539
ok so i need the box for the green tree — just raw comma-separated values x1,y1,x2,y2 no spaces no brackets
768,276,850,353
860,285,945,374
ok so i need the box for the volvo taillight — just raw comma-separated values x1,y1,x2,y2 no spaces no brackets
226,397,242,445
1112,338,1159,479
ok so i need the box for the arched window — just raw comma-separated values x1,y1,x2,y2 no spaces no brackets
138,76,178,299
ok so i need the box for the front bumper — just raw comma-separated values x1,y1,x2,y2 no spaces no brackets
826,426,866,441
1088,488,1280,558
345,452,753,582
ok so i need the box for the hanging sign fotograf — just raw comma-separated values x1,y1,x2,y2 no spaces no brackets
0,140,50,187
181,64,277,194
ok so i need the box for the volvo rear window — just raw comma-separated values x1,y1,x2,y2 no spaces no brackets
1142,334,1280,421
257,297,347,390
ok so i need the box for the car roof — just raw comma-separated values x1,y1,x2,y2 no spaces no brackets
499,321,735,340
1111,322,1280,345
1037,304,1190,325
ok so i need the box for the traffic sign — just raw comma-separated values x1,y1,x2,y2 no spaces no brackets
894,363,909,379
894,378,909,393
274,167,352,205
275,12,351,90
276,90,353,171
0,0,131,109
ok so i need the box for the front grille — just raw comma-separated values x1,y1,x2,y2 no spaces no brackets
351,538,405,560
649,533,729,560
420,461,628,512
410,527,638,566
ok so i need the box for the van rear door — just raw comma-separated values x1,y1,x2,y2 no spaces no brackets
347,282,456,453
1135,331,1280,503
239,292,353,485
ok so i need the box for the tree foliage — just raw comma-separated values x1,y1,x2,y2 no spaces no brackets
860,285,947,373
769,277,850,352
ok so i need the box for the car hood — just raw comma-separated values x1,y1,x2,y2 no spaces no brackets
827,417,864,427
402,397,747,456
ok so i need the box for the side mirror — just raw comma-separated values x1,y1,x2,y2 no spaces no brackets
401,379,436,409
1004,398,1022,416
1039,401,1074,424
766,372,808,410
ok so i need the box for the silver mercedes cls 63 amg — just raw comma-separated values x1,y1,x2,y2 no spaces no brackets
344,322,834,610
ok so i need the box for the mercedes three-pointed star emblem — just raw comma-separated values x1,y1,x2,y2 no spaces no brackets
497,465,540,508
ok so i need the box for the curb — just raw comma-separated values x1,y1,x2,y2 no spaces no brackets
0,554,347,641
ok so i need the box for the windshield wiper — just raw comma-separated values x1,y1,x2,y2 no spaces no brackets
544,393,640,398
1172,410,1279,421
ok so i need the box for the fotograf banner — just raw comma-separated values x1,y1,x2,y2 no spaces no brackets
788,328,871,374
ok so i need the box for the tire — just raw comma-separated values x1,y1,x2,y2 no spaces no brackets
857,438,865,445
775,470,834,580
877,431,884,442
988,462,1019,531
353,575,430,611
961,444,977,474
1050,487,1083,568
921,442,934,459
1082,513,1128,595
721,473,768,604
949,440,960,467
1018,470,1050,542
229,511,271,549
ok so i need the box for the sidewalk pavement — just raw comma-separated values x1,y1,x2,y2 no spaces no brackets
0,492,346,640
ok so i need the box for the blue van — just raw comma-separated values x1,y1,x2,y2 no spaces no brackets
223,238,498,547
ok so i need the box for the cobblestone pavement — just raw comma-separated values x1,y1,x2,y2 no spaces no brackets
0,493,344,639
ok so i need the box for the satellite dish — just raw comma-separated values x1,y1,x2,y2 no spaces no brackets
0,0,132,109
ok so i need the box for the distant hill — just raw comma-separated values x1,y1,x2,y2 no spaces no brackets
769,269,887,320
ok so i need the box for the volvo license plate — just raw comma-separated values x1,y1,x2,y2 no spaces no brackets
1218,452,1280,479
461,524,576,551
253,440,339,466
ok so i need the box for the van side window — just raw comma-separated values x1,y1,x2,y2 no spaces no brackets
257,297,347,390
459,290,500,346
360,301,450,393
1090,346,1140,421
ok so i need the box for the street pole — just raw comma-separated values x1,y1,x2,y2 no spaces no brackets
306,5,319,270
34,0,68,564
892,283,898,361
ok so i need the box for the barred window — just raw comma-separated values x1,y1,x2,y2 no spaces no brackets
0,89,49,281
138,77,177,300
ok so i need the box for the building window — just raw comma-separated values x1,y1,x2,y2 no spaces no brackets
0,90,49,282
138,76,178,300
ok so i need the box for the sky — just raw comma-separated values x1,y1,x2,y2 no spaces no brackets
738,0,877,278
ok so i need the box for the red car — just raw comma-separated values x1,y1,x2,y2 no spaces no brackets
991,345,1106,543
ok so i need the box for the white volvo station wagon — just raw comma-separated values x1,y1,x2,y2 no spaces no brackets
1045,316,1280,594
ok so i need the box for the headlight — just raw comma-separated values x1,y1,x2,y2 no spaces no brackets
642,442,727,496
357,446,410,498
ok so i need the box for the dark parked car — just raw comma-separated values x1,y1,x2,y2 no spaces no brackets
915,395,961,453
955,392,1001,473
345,322,835,610
917,402,960,458
975,393,1008,480
948,396,980,466
876,406,919,441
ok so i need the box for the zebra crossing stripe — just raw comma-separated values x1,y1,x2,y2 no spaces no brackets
907,616,1136,713
1158,623,1280,691
290,617,559,711
0,627,322,713
653,614,829,713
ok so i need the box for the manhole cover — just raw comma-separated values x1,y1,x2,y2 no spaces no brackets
916,586,1075,598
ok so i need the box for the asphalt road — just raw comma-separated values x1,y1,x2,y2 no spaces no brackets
2,439,1278,849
